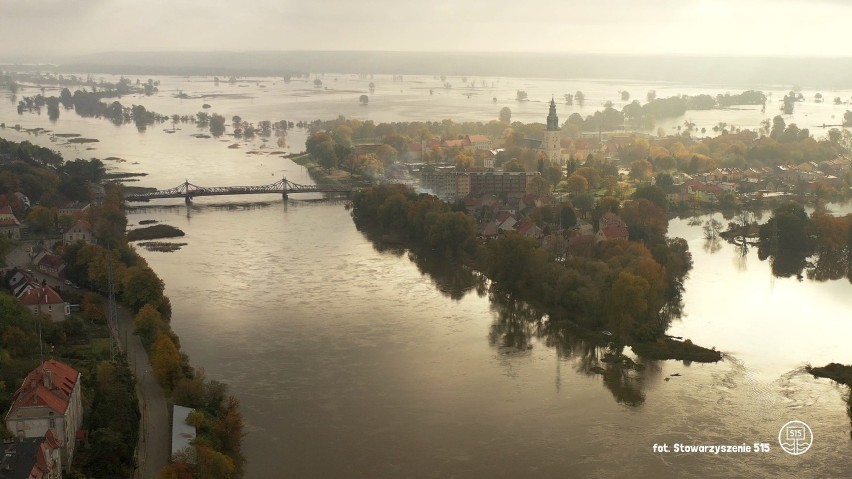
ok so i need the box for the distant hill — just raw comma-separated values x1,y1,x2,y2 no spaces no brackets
10,51,852,88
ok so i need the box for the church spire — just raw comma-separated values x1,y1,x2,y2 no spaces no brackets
547,97,559,131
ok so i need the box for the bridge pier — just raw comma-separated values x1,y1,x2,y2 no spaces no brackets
185,196,192,204
282,192,288,200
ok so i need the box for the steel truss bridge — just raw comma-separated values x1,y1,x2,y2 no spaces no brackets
124,177,353,202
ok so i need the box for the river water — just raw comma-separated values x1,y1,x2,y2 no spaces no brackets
1,74,851,478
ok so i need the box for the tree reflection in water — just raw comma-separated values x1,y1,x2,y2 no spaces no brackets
488,288,661,407
407,251,486,301
361,228,679,408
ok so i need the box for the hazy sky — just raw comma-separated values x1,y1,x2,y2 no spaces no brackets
1,0,850,59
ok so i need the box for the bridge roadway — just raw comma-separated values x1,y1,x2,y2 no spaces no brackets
124,178,353,202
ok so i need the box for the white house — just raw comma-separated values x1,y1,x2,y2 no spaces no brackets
63,220,95,245
19,285,70,322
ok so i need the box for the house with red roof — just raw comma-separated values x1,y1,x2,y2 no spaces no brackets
465,134,492,151
0,205,21,240
596,212,629,243
33,252,66,279
442,138,466,149
57,201,90,217
516,221,543,239
5,360,83,472
19,285,69,322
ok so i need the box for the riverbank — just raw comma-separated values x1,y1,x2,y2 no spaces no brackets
289,152,376,188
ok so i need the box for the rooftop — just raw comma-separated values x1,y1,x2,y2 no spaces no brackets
8,360,80,416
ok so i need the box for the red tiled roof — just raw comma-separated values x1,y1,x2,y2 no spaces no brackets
44,430,61,448
602,225,629,240
69,219,92,232
466,135,490,143
0,205,14,215
517,221,539,235
36,253,65,269
0,217,20,227
496,211,512,223
599,212,626,228
19,286,64,306
9,360,80,415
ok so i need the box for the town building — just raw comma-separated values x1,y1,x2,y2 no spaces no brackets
0,432,63,479
5,360,83,472
18,286,70,322
57,202,90,217
596,212,629,243
7,269,39,298
0,205,22,240
465,134,493,151
421,170,540,202
33,252,66,279
543,98,562,165
63,220,95,245
171,405,197,459
468,171,539,196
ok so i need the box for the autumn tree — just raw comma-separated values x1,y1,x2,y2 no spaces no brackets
133,304,165,349
195,445,236,479
567,173,589,195
26,205,56,234
620,198,668,246
605,271,650,346
151,333,183,391
629,159,653,182
499,107,511,123
213,396,246,473
122,265,165,312
528,175,551,197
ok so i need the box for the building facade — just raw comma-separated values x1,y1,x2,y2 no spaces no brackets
0,205,21,240
421,170,541,202
19,286,70,322
5,360,83,472
63,220,95,245
543,98,562,165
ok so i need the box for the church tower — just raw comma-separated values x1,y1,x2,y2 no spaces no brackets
543,97,562,165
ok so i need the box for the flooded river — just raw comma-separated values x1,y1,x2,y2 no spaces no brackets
1,73,851,477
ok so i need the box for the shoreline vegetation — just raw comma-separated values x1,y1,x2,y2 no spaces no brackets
0,137,245,478
807,363,852,429
807,363,852,386
127,223,185,241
